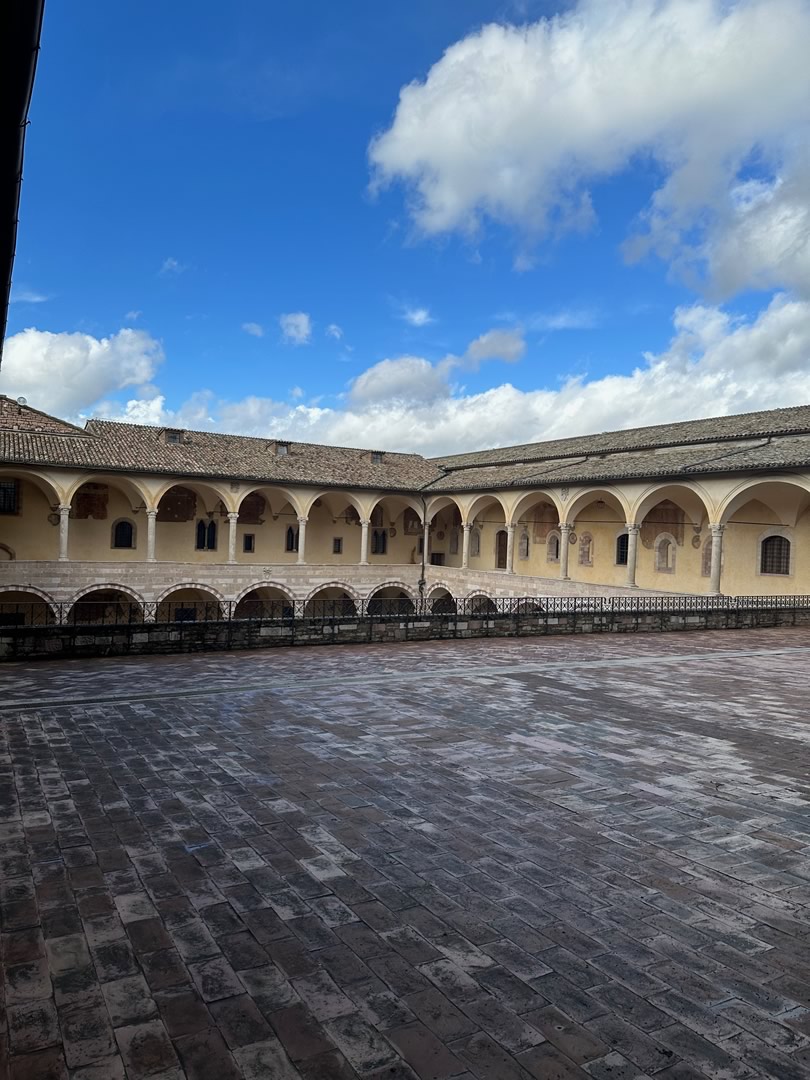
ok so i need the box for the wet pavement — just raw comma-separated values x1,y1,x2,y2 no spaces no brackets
3,627,810,1078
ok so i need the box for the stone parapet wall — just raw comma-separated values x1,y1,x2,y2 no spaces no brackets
0,559,677,604
1,605,807,663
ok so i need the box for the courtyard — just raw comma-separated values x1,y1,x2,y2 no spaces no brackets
2,629,810,1080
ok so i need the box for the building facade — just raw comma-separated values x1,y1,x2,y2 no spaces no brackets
1,396,810,622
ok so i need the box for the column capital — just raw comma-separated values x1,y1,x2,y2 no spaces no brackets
626,522,640,534
227,512,239,523
462,521,472,532
145,508,158,519
297,515,308,526
507,521,516,532
560,521,572,533
710,522,725,535
360,518,370,527
58,503,71,514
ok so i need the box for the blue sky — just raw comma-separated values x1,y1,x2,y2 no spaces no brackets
3,0,810,454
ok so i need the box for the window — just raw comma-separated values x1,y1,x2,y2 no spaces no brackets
701,537,713,577
196,519,217,550
761,535,790,575
0,480,19,514
547,532,560,562
285,526,299,552
370,505,385,528
112,520,135,549
333,537,343,555
243,534,255,553
616,533,629,565
518,531,530,560
655,535,675,573
430,553,445,566
470,529,481,558
371,451,384,464
579,533,593,566
371,528,387,555
276,442,289,457
165,429,183,444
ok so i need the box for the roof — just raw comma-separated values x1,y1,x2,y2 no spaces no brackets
2,397,810,494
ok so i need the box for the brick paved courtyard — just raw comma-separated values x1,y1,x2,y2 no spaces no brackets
4,630,810,1079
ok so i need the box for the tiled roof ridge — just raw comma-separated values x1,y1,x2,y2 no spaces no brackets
430,404,810,470
85,417,424,459
0,395,89,436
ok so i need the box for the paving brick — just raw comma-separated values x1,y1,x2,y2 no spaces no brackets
101,974,158,1026
269,1002,336,1060
8,1047,68,1080
388,1021,465,1079
8,999,60,1053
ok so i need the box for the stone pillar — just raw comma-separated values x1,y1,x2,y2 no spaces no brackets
58,505,71,562
709,523,724,595
146,509,157,563
506,522,516,574
560,522,572,580
461,522,472,569
626,523,640,587
297,516,307,565
422,519,430,564
227,512,239,564
360,519,370,565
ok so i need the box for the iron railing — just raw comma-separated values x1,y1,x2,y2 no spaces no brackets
1,593,810,628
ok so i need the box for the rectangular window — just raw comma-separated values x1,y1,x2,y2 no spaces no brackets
430,553,445,566
333,537,343,554
165,429,183,444
243,534,255,553
0,481,19,514
276,442,289,457
371,451,384,464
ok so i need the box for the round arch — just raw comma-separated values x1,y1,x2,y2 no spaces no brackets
630,481,714,530
0,585,59,621
717,478,810,527
302,580,362,607
565,487,631,526
0,467,63,506
66,586,145,626
233,584,295,620
508,489,564,524
366,580,418,603
65,472,152,511
424,495,466,524
237,485,304,519
154,581,226,605
302,489,365,519
463,492,510,525
368,493,424,521
303,582,359,618
367,583,416,616
233,581,295,606
153,479,236,515
67,582,146,608
466,593,498,615
426,585,456,614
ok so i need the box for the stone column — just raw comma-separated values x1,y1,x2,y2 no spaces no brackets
709,523,724,595
58,504,71,562
297,516,307,565
146,509,157,563
359,519,370,565
422,519,430,564
560,522,572,580
461,522,472,569
506,522,516,574
227,512,239,564
626,523,640,587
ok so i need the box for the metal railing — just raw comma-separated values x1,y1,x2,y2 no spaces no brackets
1,593,810,628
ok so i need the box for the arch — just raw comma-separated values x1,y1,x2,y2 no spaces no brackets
366,581,418,603
67,587,144,626
233,584,294,620
303,580,362,606
463,492,510,526
237,484,304,519
466,592,497,616
68,582,147,608
0,585,59,625
759,530,793,576
368,492,424,522
718,478,810,527
303,488,365,519
367,585,416,617
153,479,235,515
304,583,359,618
565,487,632,527
0,467,63,506
424,494,466,525
65,472,151,512
654,532,677,574
0,543,15,561
427,585,456,615
630,482,713,531
156,584,225,623
509,489,564,525
111,518,136,550
233,581,295,607
547,530,561,563
154,581,226,605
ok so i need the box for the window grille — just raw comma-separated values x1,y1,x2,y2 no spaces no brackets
333,537,343,554
243,534,255,553
196,520,217,550
761,535,790,575
616,533,629,565
112,520,134,549
371,529,387,555
0,480,19,514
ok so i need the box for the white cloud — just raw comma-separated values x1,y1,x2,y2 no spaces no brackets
279,311,312,345
159,257,187,276
465,328,525,365
125,310,142,322
242,321,265,337
326,323,343,339
529,308,600,331
89,295,810,456
290,386,304,399
369,0,810,293
0,328,164,416
401,306,435,327
10,287,49,304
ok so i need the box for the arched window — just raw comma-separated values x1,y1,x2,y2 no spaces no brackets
518,531,530,560
112,520,135,549
701,537,713,577
195,520,206,550
655,535,675,573
547,532,560,562
371,529,387,555
761,535,790,575
579,533,593,566
196,520,217,550
616,533,629,565
285,526,299,552
470,529,481,558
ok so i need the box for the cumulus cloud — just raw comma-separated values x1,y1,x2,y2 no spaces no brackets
279,311,312,345
369,0,810,294
401,306,435,327
351,356,450,405
0,328,164,416
326,323,343,339
159,257,187,276
465,328,525,365
242,321,265,337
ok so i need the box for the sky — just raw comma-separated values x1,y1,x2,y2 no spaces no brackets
2,0,810,456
